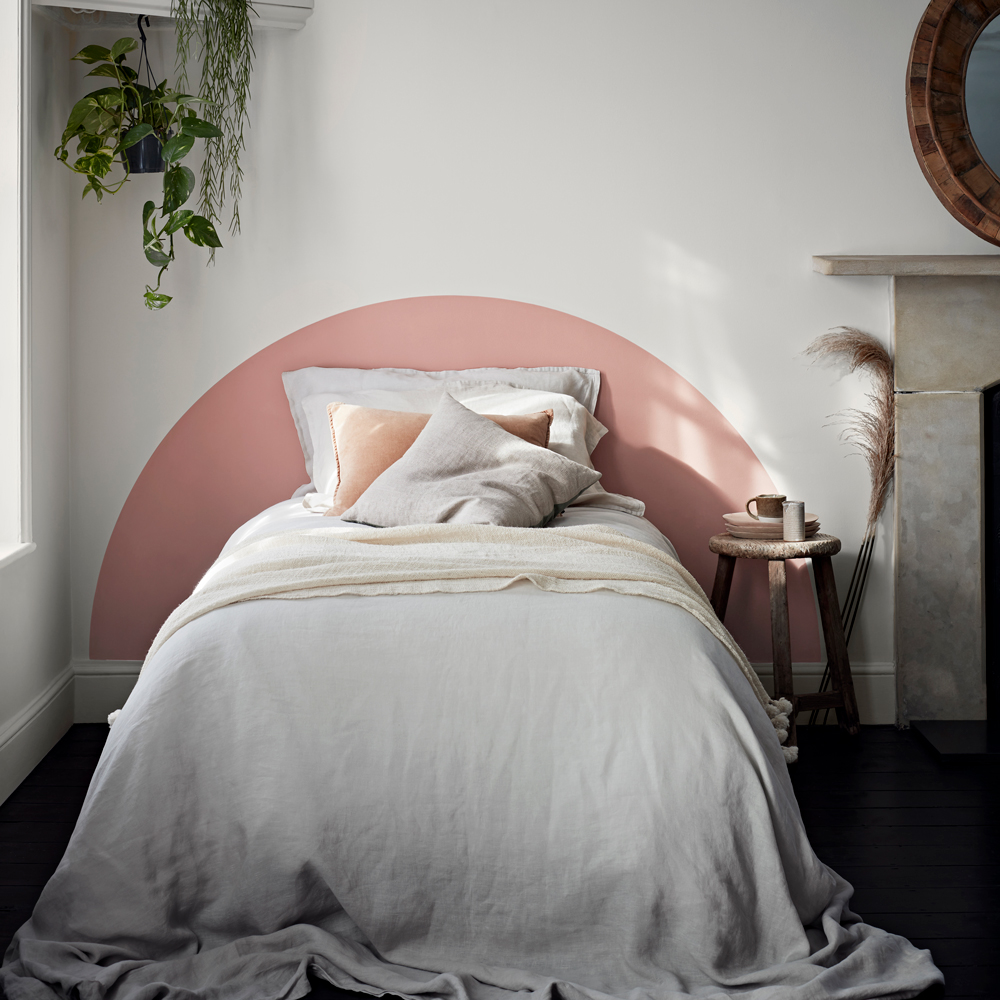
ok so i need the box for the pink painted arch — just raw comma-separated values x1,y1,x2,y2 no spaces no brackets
90,296,819,664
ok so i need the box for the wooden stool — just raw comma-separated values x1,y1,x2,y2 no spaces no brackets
708,533,860,745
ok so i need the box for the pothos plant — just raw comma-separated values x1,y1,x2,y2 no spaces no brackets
55,38,223,310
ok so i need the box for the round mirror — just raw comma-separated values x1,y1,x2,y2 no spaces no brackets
966,17,1000,180
907,0,1000,247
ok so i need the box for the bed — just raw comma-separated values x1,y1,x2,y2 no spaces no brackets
1,355,942,1000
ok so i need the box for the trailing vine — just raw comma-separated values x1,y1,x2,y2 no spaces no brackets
173,0,256,242
55,37,222,309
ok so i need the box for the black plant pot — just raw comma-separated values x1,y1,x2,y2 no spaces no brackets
122,132,164,173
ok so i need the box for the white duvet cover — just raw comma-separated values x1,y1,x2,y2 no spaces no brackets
1,506,941,1000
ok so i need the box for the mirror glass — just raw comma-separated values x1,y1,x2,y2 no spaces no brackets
966,16,1000,177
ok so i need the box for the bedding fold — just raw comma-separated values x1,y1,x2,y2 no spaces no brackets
145,523,794,755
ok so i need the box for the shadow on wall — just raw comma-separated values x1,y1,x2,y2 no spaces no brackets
89,296,820,664
599,441,816,663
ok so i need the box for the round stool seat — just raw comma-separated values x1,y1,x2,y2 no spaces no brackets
707,530,858,744
708,532,841,560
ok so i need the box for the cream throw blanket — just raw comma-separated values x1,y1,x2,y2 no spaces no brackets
146,523,795,759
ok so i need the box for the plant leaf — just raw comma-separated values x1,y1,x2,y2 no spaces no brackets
144,288,172,310
65,97,99,132
182,215,222,248
161,134,195,163
73,44,111,64
162,165,195,214
111,37,138,62
93,92,124,111
86,64,126,80
179,117,222,138
163,209,195,235
166,92,211,107
95,110,120,134
143,239,172,268
75,149,114,178
81,182,93,199
122,123,154,149
142,200,156,228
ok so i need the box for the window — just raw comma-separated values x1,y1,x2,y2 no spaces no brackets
0,0,31,570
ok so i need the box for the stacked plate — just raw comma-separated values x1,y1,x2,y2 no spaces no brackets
723,512,820,540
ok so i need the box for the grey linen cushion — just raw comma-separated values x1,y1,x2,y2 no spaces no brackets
341,393,601,528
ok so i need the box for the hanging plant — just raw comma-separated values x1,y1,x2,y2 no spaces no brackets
55,26,223,310
173,0,256,240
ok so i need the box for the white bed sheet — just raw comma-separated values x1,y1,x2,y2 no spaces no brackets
1,503,941,1000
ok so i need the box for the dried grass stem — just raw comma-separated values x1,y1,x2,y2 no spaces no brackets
805,327,895,533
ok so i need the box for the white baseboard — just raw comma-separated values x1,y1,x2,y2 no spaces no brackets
74,659,142,723
752,662,896,725
0,662,74,804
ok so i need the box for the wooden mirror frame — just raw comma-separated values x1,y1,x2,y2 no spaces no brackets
907,0,1000,246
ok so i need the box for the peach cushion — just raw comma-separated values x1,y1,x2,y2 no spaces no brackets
325,402,554,516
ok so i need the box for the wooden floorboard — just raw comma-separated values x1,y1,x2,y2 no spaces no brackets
805,824,996,846
795,789,999,807
839,865,1000,888
912,939,1000,966
0,723,995,999
791,725,1000,999
852,886,1000,913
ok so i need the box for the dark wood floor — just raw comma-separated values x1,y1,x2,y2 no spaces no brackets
790,725,998,998
1,724,996,997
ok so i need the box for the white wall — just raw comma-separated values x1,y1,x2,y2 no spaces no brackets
63,2,991,701
0,11,74,802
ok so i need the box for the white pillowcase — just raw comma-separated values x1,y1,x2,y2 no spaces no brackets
304,382,604,500
282,366,644,518
282,366,601,485
341,393,602,529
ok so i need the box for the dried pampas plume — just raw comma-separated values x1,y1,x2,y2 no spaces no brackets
804,327,895,533
803,327,894,721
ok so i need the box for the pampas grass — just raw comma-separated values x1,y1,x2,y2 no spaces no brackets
805,328,895,533
804,328,895,723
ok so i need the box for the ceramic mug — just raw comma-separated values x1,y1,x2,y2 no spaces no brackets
746,493,786,522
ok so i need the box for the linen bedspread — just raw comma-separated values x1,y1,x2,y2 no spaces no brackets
2,523,941,1000
146,523,791,749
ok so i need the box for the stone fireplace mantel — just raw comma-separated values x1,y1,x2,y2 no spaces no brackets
813,255,1000,277
814,254,1000,725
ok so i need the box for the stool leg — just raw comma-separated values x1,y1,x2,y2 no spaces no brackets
768,559,796,746
812,555,860,735
711,554,736,621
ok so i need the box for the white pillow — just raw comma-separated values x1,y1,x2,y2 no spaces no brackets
282,366,601,485
341,394,601,529
302,382,604,500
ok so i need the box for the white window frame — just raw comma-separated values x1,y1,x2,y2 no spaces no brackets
0,0,32,571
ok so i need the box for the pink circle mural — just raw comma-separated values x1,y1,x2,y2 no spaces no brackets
90,296,819,664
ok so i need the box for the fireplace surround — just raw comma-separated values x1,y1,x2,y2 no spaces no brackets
815,255,1000,750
